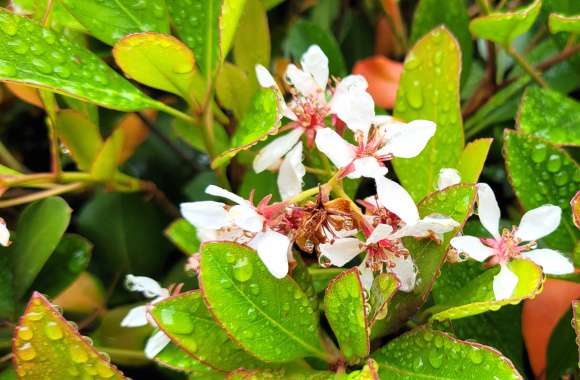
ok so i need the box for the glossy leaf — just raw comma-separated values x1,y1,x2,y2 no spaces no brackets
164,219,200,256
503,130,579,252
372,327,522,379
151,290,263,371
573,300,580,366
31,234,92,299
469,0,542,46
216,62,253,120
11,197,71,299
61,0,169,46
431,259,544,321
55,110,103,171
155,342,222,377
113,33,199,101
90,128,124,181
393,27,464,202
323,268,369,363
372,185,476,337
199,242,327,362
13,292,127,379
517,87,580,146
226,367,335,379
291,254,319,311
221,0,247,55
572,192,580,229
233,0,271,81
549,13,580,33
167,0,221,76
457,138,493,183
285,20,346,77
0,10,160,111
212,88,279,168
368,273,399,326
10,0,84,31
410,0,472,84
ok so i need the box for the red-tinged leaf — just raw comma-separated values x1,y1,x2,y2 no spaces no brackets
572,191,580,229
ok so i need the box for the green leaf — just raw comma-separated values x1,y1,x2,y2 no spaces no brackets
61,0,169,46
371,185,476,338
503,130,579,252
11,197,71,299
549,13,580,33
323,268,369,363
216,63,253,120
167,0,221,76
372,327,522,379
151,290,264,371
469,0,542,46
199,242,327,362
309,267,344,294
368,273,399,327
573,300,580,366
291,254,319,311
13,292,127,379
61,96,99,126
90,128,124,181
517,87,580,146
233,0,271,82
285,20,346,77
221,0,247,56
239,169,281,203
410,0,472,85
0,368,16,380
55,110,103,171
0,251,14,319
174,119,229,155
0,10,160,111
393,27,464,202
212,88,279,168
457,138,493,183
430,259,544,321
155,343,222,377
164,219,200,256
30,234,92,299
11,0,84,31
113,33,200,102
227,367,336,379
547,307,577,379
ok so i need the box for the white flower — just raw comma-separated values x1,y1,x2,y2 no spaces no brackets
180,185,291,279
437,168,461,190
450,183,574,300
315,116,436,179
0,218,10,247
121,275,171,359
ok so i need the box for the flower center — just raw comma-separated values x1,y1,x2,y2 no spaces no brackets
482,227,536,265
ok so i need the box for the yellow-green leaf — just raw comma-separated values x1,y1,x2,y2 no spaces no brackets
216,62,253,120
55,110,103,171
233,0,270,82
549,13,580,34
457,138,493,183
90,128,124,181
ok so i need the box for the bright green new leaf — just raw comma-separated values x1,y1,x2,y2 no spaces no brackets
11,197,71,299
504,130,579,252
60,0,169,46
61,96,99,126
199,242,327,362
372,327,522,379
469,0,542,46
167,0,222,76
393,27,464,202
457,138,493,183
0,10,160,111
11,0,85,31
164,219,200,256
285,20,347,77
113,33,200,102
221,0,247,55
518,87,580,146
372,185,476,338
368,273,399,327
151,290,264,371
13,292,127,379
227,367,336,379
410,0,472,84
212,88,279,168
155,343,222,377
216,62,253,120
323,268,369,363
90,128,124,181
430,259,544,321
55,110,103,171
549,13,580,33
31,234,92,298
574,300,580,367
233,0,271,81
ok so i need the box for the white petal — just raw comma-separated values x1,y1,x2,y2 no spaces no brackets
319,238,363,267
335,89,375,136
285,64,318,96
0,219,10,247
314,128,356,168
278,142,305,200
121,305,149,327
331,75,368,109
374,176,420,225
253,128,304,173
390,255,416,292
515,205,562,241
255,64,277,88
144,331,171,359
249,230,290,279
477,183,501,239
300,45,329,89
350,157,388,179
437,168,461,190
180,201,230,230
395,214,459,241
450,236,494,262
205,185,248,206
228,205,264,233
522,249,574,275
358,263,374,291
366,224,394,244
493,264,518,300
125,275,168,299
377,120,436,158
